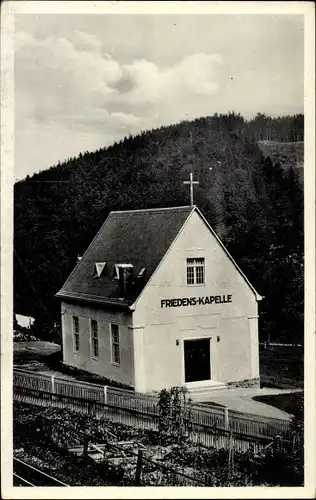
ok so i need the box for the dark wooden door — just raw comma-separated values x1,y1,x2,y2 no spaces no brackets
184,338,211,383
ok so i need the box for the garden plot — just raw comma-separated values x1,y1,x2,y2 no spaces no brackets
13,400,303,487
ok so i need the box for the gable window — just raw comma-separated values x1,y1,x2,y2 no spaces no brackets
91,319,99,359
110,324,120,365
73,316,80,352
186,258,205,285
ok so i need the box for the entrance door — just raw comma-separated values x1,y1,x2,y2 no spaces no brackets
184,338,211,383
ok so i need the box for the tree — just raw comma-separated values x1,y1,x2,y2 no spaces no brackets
14,112,304,345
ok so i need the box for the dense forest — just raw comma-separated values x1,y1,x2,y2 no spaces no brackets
258,141,304,175
248,113,304,142
14,112,304,344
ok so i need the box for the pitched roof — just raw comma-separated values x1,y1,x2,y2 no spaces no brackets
56,205,262,308
56,206,193,308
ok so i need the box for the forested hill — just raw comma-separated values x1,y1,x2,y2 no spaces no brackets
258,141,304,177
14,112,304,344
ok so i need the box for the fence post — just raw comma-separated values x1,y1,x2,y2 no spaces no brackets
135,449,143,485
224,407,229,430
88,401,94,416
228,429,234,479
104,385,108,405
51,375,55,402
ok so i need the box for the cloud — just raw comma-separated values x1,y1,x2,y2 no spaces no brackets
15,29,223,178
15,30,223,124
121,53,222,106
173,53,222,96
67,30,103,53
14,15,303,181
111,111,146,128
15,30,123,126
14,14,304,182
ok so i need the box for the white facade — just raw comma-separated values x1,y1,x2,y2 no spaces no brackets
60,207,261,394
62,301,134,387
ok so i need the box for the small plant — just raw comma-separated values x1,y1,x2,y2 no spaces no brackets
157,386,193,445
13,400,303,486
157,388,172,442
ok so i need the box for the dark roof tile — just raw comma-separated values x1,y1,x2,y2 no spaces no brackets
56,206,193,306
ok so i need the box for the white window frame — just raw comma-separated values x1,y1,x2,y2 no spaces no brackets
186,258,205,286
110,323,120,366
72,316,80,353
90,319,99,359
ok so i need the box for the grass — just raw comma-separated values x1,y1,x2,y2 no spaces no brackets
259,347,303,389
253,392,303,416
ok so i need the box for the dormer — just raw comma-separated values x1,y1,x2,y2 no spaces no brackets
94,262,106,278
137,267,146,279
114,263,134,298
113,263,133,280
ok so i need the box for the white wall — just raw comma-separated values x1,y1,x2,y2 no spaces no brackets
61,301,134,387
132,210,260,392
15,314,35,329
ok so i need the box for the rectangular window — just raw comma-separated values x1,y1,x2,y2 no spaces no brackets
111,324,120,365
186,258,205,285
91,319,99,359
72,316,80,352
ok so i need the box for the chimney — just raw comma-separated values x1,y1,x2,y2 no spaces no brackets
117,264,133,298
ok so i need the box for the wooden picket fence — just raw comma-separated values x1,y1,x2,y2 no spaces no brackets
13,368,291,452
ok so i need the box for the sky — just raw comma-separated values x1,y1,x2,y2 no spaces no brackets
14,13,304,181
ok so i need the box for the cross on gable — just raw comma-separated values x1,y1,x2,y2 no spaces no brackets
183,172,199,206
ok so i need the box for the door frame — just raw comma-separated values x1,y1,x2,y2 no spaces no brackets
183,337,211,383
180,329,217,385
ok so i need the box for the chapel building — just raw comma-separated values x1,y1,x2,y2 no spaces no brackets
56,205,262,395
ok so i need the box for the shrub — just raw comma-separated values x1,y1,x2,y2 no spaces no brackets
157,386,193,445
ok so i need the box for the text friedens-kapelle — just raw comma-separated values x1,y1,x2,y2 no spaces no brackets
161,295,232,308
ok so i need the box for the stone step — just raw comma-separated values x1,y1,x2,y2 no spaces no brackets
186,381,227,402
